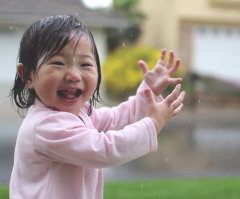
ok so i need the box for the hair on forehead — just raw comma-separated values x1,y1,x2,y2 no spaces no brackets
32,15,94,67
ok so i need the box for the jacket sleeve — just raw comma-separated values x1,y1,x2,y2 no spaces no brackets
33,112,158,168
92,81,162,132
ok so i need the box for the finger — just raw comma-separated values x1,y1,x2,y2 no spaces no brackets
172,103,184,116
171,91,186,109
144,88,155,104
157,48,167,65
138,60,149,75
169,58,181,76
166,50,174,69
167,77,183,85
165,84,181,104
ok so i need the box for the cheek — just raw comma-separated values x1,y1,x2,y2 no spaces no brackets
87,78,98,92
87,71,99,89
34,75,58,96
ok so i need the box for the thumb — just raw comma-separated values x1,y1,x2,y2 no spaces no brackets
144,88,155,104
138,60,149,75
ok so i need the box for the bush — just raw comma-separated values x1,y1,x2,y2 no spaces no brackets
102,46,185,100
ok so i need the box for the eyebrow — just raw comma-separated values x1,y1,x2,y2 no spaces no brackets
56,52,95,60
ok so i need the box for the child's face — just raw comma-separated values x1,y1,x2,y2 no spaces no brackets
26,34,98,116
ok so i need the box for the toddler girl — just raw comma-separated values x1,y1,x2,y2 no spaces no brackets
10,15,185,199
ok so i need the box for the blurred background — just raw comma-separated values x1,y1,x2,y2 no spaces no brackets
0,0,240,185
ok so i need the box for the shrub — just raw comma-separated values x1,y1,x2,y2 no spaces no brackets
102,46,185,100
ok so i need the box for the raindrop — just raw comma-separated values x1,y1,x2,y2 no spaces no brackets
10,26,13,31
122,42,125,47
11,1,14,5
141,184,144,188
198,99,201,104
75,12,79,17
165,156,169,163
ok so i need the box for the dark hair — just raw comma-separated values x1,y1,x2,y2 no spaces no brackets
10,15,102,116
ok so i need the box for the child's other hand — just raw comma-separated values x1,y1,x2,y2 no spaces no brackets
144,84,185,134
139,49,183,96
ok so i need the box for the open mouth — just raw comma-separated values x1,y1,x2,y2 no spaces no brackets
57,89,82,100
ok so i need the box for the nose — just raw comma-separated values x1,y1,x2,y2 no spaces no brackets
65,67,81,82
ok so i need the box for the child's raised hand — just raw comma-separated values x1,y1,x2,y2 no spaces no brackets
144,84,185,134
139,49,183,96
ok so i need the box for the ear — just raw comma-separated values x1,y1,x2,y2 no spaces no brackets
17,63,24,81
17,63,34,89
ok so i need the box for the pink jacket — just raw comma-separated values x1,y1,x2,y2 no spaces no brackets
10,82,158,199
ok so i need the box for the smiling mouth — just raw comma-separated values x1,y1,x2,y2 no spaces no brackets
57,89,82,99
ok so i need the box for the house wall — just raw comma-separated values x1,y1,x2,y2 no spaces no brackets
138,0,240,51
90,28,107,65
0,26,24,83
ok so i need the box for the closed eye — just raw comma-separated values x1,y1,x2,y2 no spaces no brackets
52,62,64,66
81,63,92,67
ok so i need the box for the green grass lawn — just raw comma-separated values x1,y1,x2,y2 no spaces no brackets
0,186,9,199
1,177,240,199
104,177,240,199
